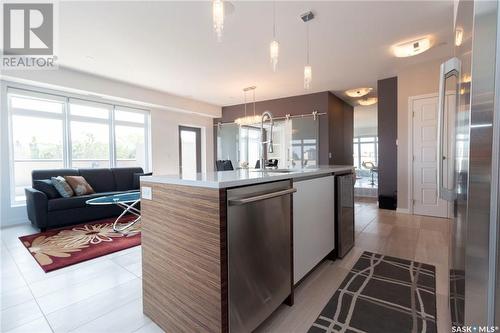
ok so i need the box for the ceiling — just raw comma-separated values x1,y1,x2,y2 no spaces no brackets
58,1,454,107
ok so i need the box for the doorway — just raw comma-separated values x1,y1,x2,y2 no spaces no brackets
179,126,201,177
410,94,453,218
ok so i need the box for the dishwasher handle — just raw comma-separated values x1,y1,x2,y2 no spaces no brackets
228,188,297,206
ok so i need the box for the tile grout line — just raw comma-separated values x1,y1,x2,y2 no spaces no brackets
66,296,143,333
6,238,143,332
42,276,143,331
4,242,55,333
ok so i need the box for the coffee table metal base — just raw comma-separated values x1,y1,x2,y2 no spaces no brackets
113,199,141,232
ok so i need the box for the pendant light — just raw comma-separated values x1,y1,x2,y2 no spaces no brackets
269,1,279,72
213,0,224,42
234,87,261,126
301,11,314,89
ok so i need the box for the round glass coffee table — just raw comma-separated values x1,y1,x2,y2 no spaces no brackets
86,192,141,232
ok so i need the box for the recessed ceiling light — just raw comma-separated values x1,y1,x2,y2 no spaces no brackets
392,37,432,57
358,97,378,106
345,87,372,98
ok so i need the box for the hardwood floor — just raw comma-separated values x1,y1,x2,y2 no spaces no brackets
256,197,451,333
1,197,451,332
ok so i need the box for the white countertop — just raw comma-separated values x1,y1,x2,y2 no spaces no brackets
141,165,353,189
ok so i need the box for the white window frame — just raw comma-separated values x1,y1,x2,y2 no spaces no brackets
113,105,150,170
353,135,379,170
6,84,151,206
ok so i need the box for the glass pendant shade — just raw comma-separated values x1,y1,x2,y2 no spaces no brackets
304,65,312,89
234,115,261,126
234,87,260,126
270,40,279,72
213,0,224,41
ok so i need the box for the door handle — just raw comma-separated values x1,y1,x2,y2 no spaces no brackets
437,57,460,201
228,188,297,205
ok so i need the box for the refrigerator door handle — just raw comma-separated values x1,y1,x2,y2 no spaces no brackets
437,57,461,201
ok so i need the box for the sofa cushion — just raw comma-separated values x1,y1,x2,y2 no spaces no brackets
33,179,61,199
32,169,79,183
64,176,95,196
133,172,152,189
113,167,144,191
51,176,74,198
48,191,115,211
47,190,139,211
78,168,116,193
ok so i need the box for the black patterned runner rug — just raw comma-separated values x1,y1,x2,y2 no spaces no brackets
309,251,437,333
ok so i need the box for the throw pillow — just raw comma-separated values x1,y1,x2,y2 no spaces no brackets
33,179,61,199
51,176,74,198
64,176,95,196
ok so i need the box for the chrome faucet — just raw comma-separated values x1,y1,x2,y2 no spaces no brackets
259,111,274,170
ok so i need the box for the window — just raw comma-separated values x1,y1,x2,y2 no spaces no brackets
353,136,378,173
9,92,65,203
7,88,151,204
115,107,148,168
69,100,112,168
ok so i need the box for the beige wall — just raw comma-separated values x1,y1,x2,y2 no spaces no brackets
151,109,214,175
397,58,445,210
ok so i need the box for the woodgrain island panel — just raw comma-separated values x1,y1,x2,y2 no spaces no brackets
141,181,227,333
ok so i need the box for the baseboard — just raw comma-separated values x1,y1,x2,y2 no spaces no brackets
396,208,410,214
1,219,30,228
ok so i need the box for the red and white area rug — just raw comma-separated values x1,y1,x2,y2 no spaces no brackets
19,216,141,272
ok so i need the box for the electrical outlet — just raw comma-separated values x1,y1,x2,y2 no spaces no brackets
141,186,152,200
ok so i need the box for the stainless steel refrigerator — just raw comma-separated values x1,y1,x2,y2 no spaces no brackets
439,0,500,327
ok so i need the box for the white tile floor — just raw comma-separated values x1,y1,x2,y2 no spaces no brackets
1,224,154,333
1,199,451,332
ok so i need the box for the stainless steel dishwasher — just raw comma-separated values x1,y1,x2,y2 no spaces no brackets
227,180,295,333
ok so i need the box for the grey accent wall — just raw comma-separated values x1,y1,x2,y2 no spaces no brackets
328,93,354,165
377,77,398,207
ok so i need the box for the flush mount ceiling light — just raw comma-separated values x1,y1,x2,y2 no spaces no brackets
392,37,432,57
301,11,314,90
358,97,378,106
234,86,261,126
212,0,224,42
345,87,373,98
269,1,279,72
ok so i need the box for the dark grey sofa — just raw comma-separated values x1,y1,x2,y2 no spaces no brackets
25,167,145,231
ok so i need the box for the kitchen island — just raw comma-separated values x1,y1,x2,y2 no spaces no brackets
139,166,353,333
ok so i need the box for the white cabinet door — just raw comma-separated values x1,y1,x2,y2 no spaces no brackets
293,175,335,284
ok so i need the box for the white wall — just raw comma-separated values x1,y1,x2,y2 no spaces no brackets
151,109,214,175
354,105,377,137
1,67,220,117
397,58,444,210
0,70,220,227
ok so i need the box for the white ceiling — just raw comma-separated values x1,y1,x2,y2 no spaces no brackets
58,1,454,107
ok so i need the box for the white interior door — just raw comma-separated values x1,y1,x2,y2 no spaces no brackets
412,96,451,218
